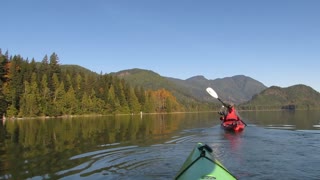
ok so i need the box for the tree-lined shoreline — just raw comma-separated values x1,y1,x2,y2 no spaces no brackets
1,50,212,119
1,50,319,120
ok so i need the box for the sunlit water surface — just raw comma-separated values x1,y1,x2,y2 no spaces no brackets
0,111,319,179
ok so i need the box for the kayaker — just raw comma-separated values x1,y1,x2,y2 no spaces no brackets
218,103,241,122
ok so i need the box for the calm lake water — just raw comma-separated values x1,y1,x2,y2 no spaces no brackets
0,110,319,180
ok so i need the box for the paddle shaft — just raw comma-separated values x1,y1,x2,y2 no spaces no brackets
217,98,228,107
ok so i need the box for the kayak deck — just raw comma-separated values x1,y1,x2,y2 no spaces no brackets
221,120,245,132
175,143,237,180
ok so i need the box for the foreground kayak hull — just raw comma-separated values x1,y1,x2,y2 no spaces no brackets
175,143,237,180
221,120,245,132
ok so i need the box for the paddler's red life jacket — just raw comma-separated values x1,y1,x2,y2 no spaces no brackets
225,107,239,121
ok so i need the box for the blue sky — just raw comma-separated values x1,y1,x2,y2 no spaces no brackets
2,0,320,92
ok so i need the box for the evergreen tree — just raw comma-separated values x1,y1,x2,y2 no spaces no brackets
65,74,72,92
80,92,90,114
53,82,66,115
0,53,8,115
49,53,61,76
0,51,189,117
107,85,121,113
40,74,51,116
87,89,96,113
0,52,8,83
52,73,60,101
24,58,37,82
75,73,83,99
144,91,156,113
48,53,61,94
4,56,24,113
89,88,105,114
128,87,141,113
114,79,129,113
39,55,49,83
135,86,146,106
6,104,18,117
19,73,41,117
63,85,78,115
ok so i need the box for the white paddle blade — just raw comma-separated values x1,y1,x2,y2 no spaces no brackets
206,87,218,99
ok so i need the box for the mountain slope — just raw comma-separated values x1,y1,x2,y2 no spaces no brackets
209,75,267,103
168,75,267,104
113,68,176,90
63,67,320,109
113,68,267,104
244,84,320,109
112,69,199,104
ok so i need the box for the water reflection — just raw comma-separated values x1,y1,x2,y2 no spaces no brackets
313,124,320,129
240,110,320,130
0,111,319,179
0,113,217,179
223,131,243,152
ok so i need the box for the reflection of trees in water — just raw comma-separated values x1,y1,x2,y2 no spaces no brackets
0,120,9,177
2,113,203,152
0,113,221,179
0,113,218,177
241,110,320,129
2,113,219,152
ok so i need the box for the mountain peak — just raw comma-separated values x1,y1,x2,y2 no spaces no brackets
248,84,320,107
113,68,160,77
186,75,207,81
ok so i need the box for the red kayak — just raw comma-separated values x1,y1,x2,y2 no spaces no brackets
221,120,245,132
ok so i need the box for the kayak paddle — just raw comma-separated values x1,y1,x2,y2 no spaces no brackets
206,87,247,126
206,87,226,106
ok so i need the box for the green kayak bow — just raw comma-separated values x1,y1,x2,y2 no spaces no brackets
175,143,237,180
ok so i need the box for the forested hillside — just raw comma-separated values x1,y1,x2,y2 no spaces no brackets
114,69,267,104
2,50,318,118
0,50,193,118
112,69,211,109
240,85,320,110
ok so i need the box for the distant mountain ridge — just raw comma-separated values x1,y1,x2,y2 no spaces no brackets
71,66,320,109
112,68,267,104
185,74,267,103
114,69,174,90
244,85,320,109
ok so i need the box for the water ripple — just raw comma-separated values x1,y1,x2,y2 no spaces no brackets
56,145,175,179
69,145,138,160
265,124,296,130
165,135,197,144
